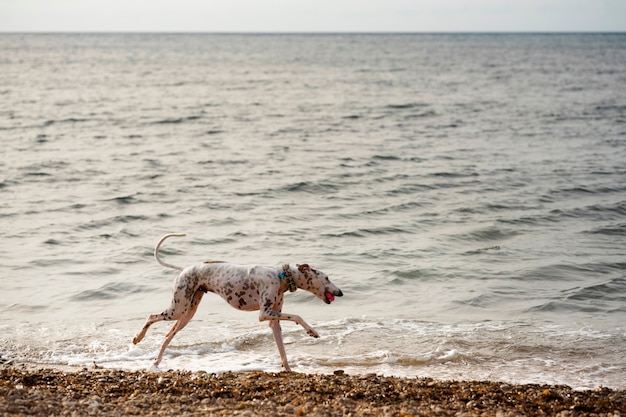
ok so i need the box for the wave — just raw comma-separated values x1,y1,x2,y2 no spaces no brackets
77,215,150,231
152,115,202,124
0,303,50,313
462,245,501,255
103,195,141,205
278,181,340,194
403,109,437,119
429,171,479,178
585,223,626,236
527,300,607,314
2,315,624,388
386,183,435,195
525,276,626,315
368,155,426,165
371,154,401,161
42,117,92,126
390,268,428,280
322,226,411,239
499,201,626,226
317,348,463,369
565,276,626,303
518,262,625,282
70,281,155,302
450,226,521,243
545,184,626,198
354,201,425,216
197,159,249,165
384,102,429,110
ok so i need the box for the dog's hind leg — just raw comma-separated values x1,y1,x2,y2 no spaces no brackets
133,313,167,345
153,289,205,366
133,294,188,345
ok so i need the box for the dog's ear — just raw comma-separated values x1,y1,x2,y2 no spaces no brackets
297,264,311,272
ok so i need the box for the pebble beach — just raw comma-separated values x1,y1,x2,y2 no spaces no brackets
2,365,624,416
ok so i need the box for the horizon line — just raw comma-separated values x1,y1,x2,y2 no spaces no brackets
1,30,625,35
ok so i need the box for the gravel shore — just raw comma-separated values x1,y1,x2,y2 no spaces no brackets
1,366,624,416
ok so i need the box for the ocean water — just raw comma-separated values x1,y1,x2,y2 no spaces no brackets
1,33,625,390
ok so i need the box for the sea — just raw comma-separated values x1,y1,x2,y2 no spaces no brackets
1,33,625,391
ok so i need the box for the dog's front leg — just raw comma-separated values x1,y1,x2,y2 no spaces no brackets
268,320,291,371
259,308,320,338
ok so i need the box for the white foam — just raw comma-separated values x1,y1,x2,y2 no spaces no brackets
2,317,624,389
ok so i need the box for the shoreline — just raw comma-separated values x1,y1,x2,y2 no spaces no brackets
2,364,624,416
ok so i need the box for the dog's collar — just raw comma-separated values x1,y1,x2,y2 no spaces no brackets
278,264,297,292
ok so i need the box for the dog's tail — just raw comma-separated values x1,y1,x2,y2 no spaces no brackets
154,233,187,271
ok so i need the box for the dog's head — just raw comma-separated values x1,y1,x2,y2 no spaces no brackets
296,263,343,304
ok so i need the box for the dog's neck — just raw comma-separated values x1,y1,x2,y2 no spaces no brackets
279,264,298,292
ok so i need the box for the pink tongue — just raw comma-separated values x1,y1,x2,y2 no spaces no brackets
325,292,335,302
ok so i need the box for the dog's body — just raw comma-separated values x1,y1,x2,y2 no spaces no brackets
133,233,343,371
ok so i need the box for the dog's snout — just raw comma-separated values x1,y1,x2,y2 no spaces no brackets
335,290,343,297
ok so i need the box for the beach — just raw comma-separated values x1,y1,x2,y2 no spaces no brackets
2,33,625,394
2,365,624,416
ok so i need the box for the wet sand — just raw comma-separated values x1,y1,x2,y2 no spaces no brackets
1,365,624,416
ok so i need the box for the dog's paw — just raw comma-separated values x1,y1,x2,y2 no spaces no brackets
307,329,320,338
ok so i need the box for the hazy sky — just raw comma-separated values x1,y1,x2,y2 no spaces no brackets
1,0,624,32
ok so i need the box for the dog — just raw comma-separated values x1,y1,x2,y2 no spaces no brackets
133,233,343,371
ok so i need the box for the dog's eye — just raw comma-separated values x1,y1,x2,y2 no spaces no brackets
312,268,318,273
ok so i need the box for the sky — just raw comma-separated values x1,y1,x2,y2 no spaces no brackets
1,0,625,33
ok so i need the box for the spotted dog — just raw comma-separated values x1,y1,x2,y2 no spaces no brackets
133,233,343,371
